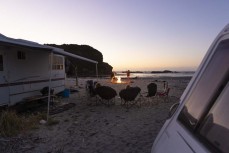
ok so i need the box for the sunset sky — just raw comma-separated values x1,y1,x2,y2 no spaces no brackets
1,0,229,71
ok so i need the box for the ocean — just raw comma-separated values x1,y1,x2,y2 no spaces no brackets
115,71,195,78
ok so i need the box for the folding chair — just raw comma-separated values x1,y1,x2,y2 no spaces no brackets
156,87,170,102
95,86,117,106
119,86,141,109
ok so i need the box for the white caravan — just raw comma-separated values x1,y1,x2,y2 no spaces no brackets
0,34,98,106
151,24,229,153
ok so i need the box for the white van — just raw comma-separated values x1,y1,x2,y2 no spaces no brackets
151,24,229,153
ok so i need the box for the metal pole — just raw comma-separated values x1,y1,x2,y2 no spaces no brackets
47,52,53,122
96,63,98,81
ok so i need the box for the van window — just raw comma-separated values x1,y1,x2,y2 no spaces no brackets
0,55,3,71
178,39,229,130
199,82,229,153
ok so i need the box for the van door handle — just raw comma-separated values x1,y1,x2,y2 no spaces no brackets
168,102,179,118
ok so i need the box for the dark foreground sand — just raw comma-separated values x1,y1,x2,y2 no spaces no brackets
0,77,191,153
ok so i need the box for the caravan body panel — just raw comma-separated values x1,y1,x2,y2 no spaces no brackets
0,45,65,106
0,33,98,106
0,48,9,106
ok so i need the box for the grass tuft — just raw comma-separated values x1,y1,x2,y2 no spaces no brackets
0,111,23,137
47,118,60,126
0,111,46,137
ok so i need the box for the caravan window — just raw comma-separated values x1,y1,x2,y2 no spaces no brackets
0,55,3,71
17,51,26,60
52,55,64,70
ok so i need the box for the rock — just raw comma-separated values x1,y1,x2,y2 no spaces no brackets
74,121,78,125
39,120,47,125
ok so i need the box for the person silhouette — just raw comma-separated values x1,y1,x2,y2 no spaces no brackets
127,70,130,82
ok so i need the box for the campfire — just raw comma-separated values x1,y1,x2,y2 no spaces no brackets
111,76,126,84
117,77,121,83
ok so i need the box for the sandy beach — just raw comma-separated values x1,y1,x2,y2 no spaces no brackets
0,77,191,153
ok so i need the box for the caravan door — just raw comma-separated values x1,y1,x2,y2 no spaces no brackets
0,50,9,106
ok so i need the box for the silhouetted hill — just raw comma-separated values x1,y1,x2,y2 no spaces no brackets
46,44,113,77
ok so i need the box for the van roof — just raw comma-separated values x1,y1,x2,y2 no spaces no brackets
221,23,229,34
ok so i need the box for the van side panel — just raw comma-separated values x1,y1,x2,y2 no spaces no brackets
152,122,209,153
152,25,229,153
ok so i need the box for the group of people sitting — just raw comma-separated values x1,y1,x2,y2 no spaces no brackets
85,79,170,108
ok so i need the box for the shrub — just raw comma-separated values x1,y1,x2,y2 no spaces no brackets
0,111,46,137
47,118,59,126
0,111,23,137
23,112,46,130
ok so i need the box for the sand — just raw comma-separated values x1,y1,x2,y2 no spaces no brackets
0,77,191,153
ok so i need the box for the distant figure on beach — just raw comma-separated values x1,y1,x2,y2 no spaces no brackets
127,70,130,81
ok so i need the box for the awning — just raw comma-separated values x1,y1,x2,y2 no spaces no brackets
47,46,98,64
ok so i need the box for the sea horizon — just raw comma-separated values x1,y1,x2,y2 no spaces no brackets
115,71,195,78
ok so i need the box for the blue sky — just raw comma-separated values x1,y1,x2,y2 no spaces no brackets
1,0,229,71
